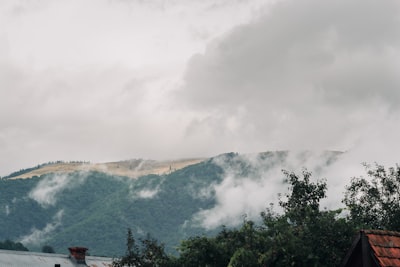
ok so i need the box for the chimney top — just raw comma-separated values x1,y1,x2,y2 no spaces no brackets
68,247,88,264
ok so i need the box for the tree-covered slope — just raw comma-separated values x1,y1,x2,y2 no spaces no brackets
0,158,225,256
0,151,341,257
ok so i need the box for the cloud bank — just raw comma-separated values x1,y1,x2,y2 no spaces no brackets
0,0,269,176
1,0,400,232
192,151,341,228
178,0,400,228
178,0,400,156
1,0,399,176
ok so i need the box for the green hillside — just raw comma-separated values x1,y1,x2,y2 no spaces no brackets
0,151,341,256
0,158,225,256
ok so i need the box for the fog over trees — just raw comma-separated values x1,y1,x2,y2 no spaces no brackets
114,164,400,267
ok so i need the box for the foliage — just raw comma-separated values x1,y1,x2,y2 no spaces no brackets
259,170,354,267
178,236,224,267
140,234,172,267
113,228,141,267
343,163,400,230
5,153,400,266
0,239,28,251
80,162,400,265
279,169,327,224
113,229,172,267
228,247,258,267
0,159,223,256
174,170,355,267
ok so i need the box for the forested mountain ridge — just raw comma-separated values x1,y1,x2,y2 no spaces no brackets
3,158,205,179
0,151,342,257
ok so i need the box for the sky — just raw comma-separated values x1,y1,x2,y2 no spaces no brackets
1,0,400,177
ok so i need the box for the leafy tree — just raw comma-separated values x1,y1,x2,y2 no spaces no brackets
113,228,142,267
228,247,258,267
343,163,400,230
176,169,354,267
260,170,354,267
279,169,327,225
140,234,172,267
177,219,266,267
113,229,173,267
0,239,28,251
178,236,223,267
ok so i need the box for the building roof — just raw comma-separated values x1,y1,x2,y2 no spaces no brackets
341,229,400,267
0,248,113,267
364,230,400,267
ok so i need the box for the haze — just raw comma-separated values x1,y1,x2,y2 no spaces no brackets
1,0,399,178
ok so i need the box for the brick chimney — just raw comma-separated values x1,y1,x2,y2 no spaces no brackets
68,247,88,265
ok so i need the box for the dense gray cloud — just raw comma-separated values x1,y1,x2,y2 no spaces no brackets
182,0,400,107
0,0,267,175
1,0,399,192
179,0,400,154
173,0,400,228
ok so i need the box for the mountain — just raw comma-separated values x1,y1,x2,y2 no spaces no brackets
0,151,342,256
3,158,205,179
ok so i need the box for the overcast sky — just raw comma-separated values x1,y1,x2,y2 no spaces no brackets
1,0,399,176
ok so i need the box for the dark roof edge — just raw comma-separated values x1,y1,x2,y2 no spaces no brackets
340,231,361,267
0,249,68,258
0,249,112,260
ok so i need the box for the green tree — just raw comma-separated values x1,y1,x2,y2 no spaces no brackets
228,247,258,267
113,168,360,267
113,229,173,267
113,228,142,267
218,220,267,267
260,170,354,267
178,236,223,267
343,163,400,230
176,170,355,267
0,239,28,251
140,234,172,267
279,169,327,225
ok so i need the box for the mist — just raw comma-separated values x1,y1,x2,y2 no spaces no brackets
1,0,399,233
28,172,88,208
191,151,341,228
19,209,64,247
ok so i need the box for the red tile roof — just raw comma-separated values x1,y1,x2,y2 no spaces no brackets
364,230,400,267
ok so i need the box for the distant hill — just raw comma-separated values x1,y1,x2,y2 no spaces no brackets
0,151,342,257
4,158,205,179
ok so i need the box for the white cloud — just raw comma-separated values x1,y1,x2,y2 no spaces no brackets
1,0,400,231
129,175,164,200
19,209,64,246
28,172,87,208
178,0,400,155
193,151,339,229
194,140,400,229
135,188,160,199
320,118,400,210
189,183,216,200
0,0,272,176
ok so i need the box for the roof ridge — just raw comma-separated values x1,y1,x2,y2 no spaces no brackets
0,249,68,257
362,229,400,237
